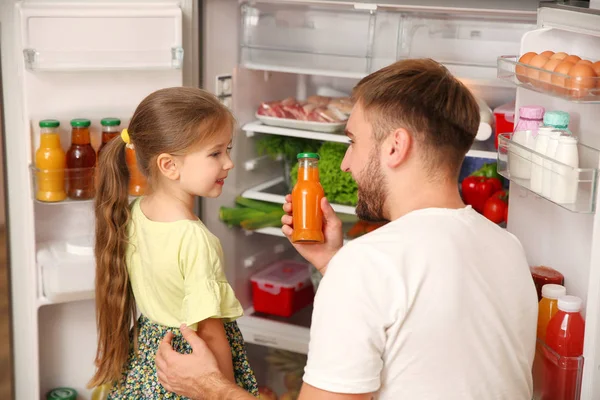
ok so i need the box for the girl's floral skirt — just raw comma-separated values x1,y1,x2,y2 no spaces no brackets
108,315,259,399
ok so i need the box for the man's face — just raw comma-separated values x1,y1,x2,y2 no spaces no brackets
341,103,389,222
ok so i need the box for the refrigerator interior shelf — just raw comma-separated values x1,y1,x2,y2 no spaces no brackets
236,306,311,354
23,47,184,72
248,226,351,244
497,55,600,103
244,121,498,159
241,177,356,215
497,133,600,214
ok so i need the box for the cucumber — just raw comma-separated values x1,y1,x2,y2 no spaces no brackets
235,196,283,213
219,207,265,227
240,210,285,230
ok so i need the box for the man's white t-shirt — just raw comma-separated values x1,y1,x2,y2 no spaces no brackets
303,206,538,400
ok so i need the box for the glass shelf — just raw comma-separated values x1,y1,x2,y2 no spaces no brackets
497,55,600,103
497,133,600,214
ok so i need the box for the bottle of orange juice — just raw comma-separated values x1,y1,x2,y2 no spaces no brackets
125,145,148,196
292,153,324,244
537,283,566,341
35,119,67,202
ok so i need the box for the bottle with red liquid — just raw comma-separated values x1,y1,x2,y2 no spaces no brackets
542,295,585,400
97,118,121,158
66,118,96,200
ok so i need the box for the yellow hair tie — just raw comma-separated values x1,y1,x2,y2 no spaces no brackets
120,129,130,144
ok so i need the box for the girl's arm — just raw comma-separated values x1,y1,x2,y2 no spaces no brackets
195,318,235,383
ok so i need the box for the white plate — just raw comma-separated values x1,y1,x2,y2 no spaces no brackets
255,113,346,133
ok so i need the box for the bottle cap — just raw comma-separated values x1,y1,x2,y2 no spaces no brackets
70,118,91,128
46,388,78,400
557,295,583,313
100,118,121,127
39,119,60,128
543,111,570,128
541,284,566,300
297,152,320,160
519,105,545,120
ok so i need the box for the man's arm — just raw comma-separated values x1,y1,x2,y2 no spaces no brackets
298,383,374,400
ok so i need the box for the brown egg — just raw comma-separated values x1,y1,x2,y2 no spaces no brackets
551,61,576,95
550,52,569,61
567,63,597,98
516,52,537,82
528,55,550,85
577,60,593,66
563,55,582,64
539,58,563,90
540,50,555,58
592,61,600,83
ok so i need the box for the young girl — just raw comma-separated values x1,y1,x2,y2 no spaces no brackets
88,87,259,398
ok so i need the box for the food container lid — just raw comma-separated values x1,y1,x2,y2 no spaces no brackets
65,235,94,256
39,119,60,128
543,111,570,128
47,388,78,400
251,260,312,294
70,118,91,128
558,295,583,313
297,152,320,160
100,117,121,127
493,102,515,122
541,284,566,300
519,105,545,120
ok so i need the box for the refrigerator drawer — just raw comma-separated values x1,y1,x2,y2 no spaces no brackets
37,239,95,304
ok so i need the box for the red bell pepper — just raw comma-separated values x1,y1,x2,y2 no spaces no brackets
461,176,503,213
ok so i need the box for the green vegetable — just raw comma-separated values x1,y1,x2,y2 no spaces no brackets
470,162,503,181
240,210,285,230
219,207,265,227
256,136,321,165
235,196,282,213
291,142,358,206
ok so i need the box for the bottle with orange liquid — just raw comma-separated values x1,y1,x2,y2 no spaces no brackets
125,144,147,196
537,284,566,341
97,118,121,158
292,153,324,244
35,119,67,202
66,118,96,200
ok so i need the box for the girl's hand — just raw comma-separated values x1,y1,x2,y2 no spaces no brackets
281,195,343,275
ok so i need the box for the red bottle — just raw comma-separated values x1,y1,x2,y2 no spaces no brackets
542,295,585,400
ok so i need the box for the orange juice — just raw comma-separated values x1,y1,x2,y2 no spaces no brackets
125,146,148,196
35,120,67,202
537,283,566,341
292,153,324,243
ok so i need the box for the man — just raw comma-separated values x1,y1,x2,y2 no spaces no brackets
156,59,538,400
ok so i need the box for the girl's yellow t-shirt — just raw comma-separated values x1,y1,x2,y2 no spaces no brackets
126,198,243,330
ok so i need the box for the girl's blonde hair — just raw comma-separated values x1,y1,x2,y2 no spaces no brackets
88,87,234,387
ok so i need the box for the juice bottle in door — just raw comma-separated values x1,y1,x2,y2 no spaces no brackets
97,118,121,158
35,119,67,202
66,118,96,200
537,284,566,341
125,145,147,196
292,153,324,243
542,295,585,400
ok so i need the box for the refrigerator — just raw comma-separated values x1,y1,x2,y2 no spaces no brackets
1,0,599,399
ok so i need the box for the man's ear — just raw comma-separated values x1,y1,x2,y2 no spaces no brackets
156,153,180,181
384,128,411,168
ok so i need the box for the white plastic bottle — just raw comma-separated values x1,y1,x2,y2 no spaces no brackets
551,136,579,204
530,127,554,194
510,129,535,179
542,131,564,199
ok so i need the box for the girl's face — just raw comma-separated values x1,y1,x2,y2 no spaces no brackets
176,128,234,198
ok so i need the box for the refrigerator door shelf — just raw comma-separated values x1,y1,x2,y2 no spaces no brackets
37,240,95,305
497,133,600,214
497,55,600,103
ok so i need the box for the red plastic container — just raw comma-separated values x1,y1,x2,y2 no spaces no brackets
493,101,515,149
251,260,315,317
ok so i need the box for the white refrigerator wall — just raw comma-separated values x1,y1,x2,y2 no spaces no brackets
0,1,197,398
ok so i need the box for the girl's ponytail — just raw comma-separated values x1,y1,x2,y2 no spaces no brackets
89,135,136,387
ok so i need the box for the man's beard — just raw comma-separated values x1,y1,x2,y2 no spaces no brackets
355,154,388,222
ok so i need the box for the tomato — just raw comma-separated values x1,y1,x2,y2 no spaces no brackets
483,196,508,224
461,176,496,213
